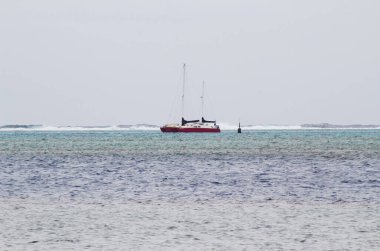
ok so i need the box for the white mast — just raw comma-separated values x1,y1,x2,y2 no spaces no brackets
201,81,205,118
181,63,186,119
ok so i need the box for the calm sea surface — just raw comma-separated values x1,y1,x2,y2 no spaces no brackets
0,130,379,250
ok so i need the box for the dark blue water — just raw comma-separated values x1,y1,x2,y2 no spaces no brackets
1,130,379,203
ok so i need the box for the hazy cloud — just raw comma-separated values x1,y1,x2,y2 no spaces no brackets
1,0,379,125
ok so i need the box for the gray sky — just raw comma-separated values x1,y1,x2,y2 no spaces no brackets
1,0,379,126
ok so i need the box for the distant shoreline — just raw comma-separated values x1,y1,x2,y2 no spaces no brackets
1,123,380,131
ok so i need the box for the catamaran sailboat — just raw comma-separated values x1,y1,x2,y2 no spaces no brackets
160,64,221,133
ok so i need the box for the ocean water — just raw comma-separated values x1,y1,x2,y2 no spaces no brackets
0,130,379,250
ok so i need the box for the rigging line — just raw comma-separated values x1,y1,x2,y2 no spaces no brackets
181,63,186,119
167,66,183,123
206,84,217,120
201,81,205,118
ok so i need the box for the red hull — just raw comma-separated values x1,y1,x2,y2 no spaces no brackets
160,126,220,133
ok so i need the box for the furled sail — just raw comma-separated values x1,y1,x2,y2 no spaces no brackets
202,117,216,124
182,117,200,126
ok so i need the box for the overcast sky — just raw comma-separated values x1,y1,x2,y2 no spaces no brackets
1,0,379,126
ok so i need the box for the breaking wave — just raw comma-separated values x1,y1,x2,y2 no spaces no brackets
300,123,380,129
0,123,379,131
219,123,380,130
219,123,303,130
0,124,160,131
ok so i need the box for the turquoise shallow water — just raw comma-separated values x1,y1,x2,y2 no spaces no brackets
0,130,379,250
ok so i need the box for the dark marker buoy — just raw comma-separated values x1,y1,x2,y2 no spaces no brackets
238,121,241,133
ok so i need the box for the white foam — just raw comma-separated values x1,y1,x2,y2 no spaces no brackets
219,122,303,130
0,125,160,131
219,123,380,130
